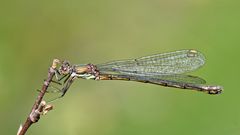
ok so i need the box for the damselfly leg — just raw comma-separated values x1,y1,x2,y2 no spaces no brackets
47,75,76,102
44,70,72,94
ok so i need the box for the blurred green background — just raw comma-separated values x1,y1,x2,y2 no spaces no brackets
0,0,239,134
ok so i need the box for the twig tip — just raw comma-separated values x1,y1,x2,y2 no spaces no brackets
52,59,60,69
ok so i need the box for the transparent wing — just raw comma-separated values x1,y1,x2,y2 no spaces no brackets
97,50,205,76
150,74,206,84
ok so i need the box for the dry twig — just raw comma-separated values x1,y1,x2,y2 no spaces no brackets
17,59,60,135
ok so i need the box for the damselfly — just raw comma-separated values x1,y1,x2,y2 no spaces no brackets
50,49,222,99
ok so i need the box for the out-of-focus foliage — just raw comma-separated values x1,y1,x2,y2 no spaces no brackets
0,0,239,134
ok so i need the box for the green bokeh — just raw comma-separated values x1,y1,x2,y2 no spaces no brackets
0,0,239,135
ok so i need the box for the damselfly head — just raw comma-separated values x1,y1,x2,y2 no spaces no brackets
59,61,71,75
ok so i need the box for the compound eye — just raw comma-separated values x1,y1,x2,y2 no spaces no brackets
63,67,68,71
59,61,71,75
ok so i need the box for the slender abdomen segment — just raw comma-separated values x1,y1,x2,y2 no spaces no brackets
98,74,222,95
